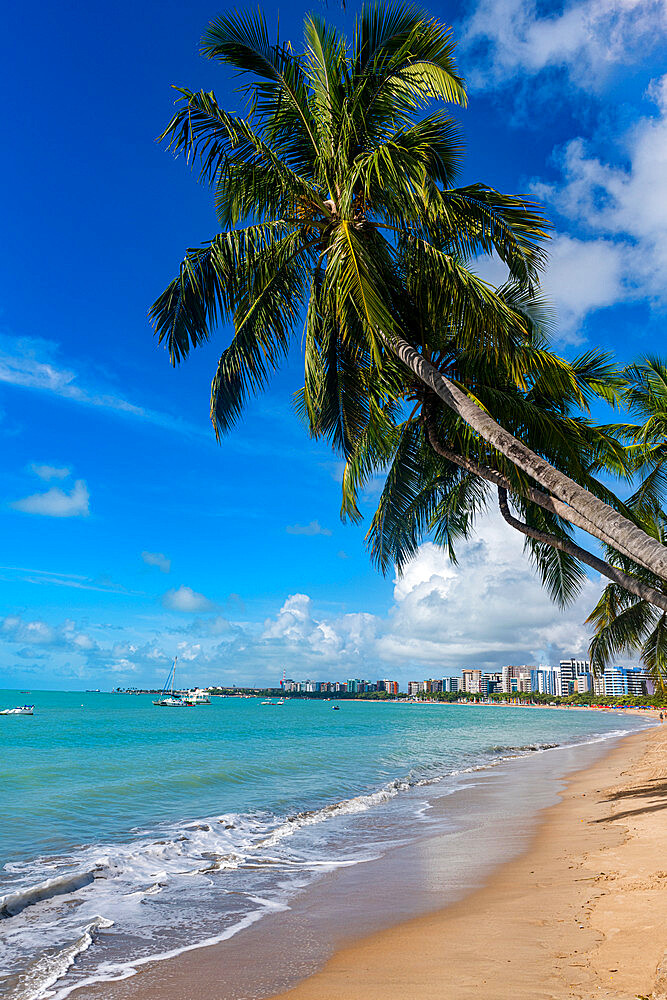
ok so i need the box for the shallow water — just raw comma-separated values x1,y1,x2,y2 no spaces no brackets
0,692,649,999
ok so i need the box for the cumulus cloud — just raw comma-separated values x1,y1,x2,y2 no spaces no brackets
0,516,608,686
379,517,599,671
141,550,171,574
256,515,600,676
286,520,332,536
11,480,90,518
30,463,70,481
162,585,217,613
531,76,667,322
461,0,667,91
1,615,98,654
477,77,667,339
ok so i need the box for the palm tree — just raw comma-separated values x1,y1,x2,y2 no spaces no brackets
587,516,667,690
150,3,667,580
586,360,667,687
336,319,667,612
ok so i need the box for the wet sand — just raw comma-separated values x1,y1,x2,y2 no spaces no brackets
272,723,667,1000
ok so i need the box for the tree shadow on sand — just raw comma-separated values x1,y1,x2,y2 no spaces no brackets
591,777,667,823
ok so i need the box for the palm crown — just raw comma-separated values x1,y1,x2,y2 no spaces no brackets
152,3,547,441
151,1,667,593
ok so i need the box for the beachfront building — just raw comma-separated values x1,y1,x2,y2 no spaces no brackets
485,672,503,694
501,665,536,693
462,669,483,693
347,679,368,693
378,680,399,696
532,668,559,696
558,659,591,696
576,674,593,694
443,677,462,692
407,681,420,697
604,666,653,697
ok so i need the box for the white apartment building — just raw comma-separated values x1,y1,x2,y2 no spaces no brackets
559,659,591,696
604,666,651,697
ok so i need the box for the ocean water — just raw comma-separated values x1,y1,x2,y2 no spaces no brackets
0,691,650,999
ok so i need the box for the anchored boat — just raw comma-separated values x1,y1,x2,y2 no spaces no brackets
153,659,190,707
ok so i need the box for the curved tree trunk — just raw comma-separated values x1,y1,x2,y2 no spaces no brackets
423,412,667,611
387,332,667,581
496,488,667,614
424,413,641,567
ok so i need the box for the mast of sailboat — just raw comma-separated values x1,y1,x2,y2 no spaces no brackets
171,656,178,695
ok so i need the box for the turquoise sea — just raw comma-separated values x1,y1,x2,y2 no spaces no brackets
0,690,650,999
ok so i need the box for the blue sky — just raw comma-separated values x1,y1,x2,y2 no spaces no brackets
1,0,666,690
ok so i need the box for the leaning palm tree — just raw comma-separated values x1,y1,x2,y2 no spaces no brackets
335,316,667,612
151,3,667,580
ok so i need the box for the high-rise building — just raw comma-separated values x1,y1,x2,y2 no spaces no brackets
559,659,591,696
502,665,536,693
442,677,462,692
407,681,420,697
604,666,651,697
576,673,593,693
462,669,482,693
378,680,399,696
531,668,559,696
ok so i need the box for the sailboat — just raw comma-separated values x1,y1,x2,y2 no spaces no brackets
152,658,190,707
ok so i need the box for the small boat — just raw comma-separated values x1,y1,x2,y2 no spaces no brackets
333,705,340,710
0,705,34,716
184,688,211,705
153,658,191,707
261,698,285,706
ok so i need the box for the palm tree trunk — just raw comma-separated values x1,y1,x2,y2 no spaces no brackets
496,488,667,613
386,332,667,581
424,413,643,567
425,414,667,610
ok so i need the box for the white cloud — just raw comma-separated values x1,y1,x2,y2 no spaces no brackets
1,615,98,654
379,517,599,670
162,585,217,613
0,334,206,438
461,0,667,91
30,463,70,480
260,513,599,675
532,76,667,319
540,234,628,343
0,516,608,685
286,520,332,536
141,550,171,574
478,76,667,339
11,480,90,518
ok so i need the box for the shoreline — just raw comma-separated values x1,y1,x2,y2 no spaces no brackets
271,723,667,1000
65,716,660,1000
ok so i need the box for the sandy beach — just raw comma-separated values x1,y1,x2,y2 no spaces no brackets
272,722,667,1000
71,716,667,1000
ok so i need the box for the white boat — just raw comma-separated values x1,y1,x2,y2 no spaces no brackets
184,688,211,705
0,705,34,716
153,659,191,707
261,699,285,705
